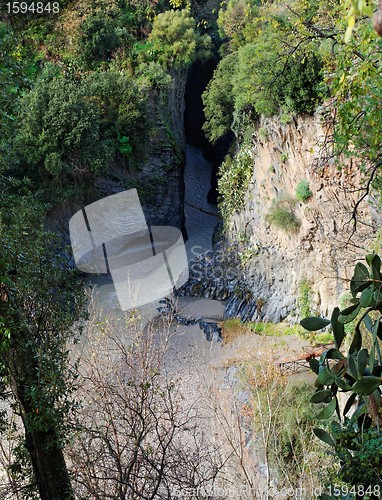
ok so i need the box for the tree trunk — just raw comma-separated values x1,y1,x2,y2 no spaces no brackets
5,348,74,500
24,427,74,500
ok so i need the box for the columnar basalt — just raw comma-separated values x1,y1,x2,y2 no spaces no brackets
182,113,379,323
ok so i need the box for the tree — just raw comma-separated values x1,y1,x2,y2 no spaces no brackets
0,22,36,176
202,54,236,143
68,312,224,498
344,0,381,41
202,0,325,143
0,194,85,499
79,15,120,67
148,9,211,68
13,64,106,197
217,0,259,49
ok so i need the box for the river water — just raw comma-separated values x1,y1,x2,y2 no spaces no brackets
184,145,219,260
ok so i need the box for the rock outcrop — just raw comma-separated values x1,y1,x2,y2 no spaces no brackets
96,69,187,232
49,70,187,236
183,113,379,323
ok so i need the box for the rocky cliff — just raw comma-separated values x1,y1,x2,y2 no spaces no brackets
49,69,187,235
182,113,379,323
96,68,187,232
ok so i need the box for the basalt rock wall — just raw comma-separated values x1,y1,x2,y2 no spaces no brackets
182,113,379,323
49,69,187,236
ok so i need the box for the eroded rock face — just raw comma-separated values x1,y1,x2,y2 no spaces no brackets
97,69,187,232
184,113,379,323
49,70,187,236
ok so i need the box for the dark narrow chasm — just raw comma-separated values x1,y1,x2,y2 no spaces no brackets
184,59,233,205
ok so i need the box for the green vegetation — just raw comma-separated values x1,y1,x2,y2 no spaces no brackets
258,127,268,141
280,152,289,163
301,254,382,494
240,362,333,493
238,244,258,266
202,0,326,143
295,180,313,202
296,278,323,343
12,66,146,200
223,318,313,339
0,194,85,498
266,195,300,232
148,9,211,68
223,313,333,346
297,278,313,319
251,321,300,337
1,1,211,204
202,54,236,143
218,144,253,219
267,383,327,487
204,0,382,233
79,14,120,67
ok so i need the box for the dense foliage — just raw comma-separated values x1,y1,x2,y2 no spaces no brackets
148,9,211,68
1,1,210,202
295,180,313,202
203,0,326,143
265,194,300,231
301,254,382,495
0,194,85,498
13,65,145,199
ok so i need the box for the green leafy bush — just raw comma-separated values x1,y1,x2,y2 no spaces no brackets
0,23,35,135
258,127,268,141
136,61,172,90
266,195,300,231
295,180,313,202
333,425,382,490
218,146,253,219
297,278,313,319
13,65,145,198
148,9,211,68
14,65,104,186
79,15,119,67
280,152,289,163
217,0,258,49
202,1,325,143
202,54,236,143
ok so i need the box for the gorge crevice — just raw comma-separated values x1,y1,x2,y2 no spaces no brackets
181,113,379,323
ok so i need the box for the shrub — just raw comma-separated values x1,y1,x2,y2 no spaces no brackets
241,363,331,493
266,195,300,231
15,65,104,186
258,127,268,141
13,65,145,198
202,2,325,143
217,0,258,49
295,180,312,202
218,145,253,219
148,9,211,68
202,54,236,143
280,152,289,163
297,278,313,319
333,426,382,490
79,15,119,66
